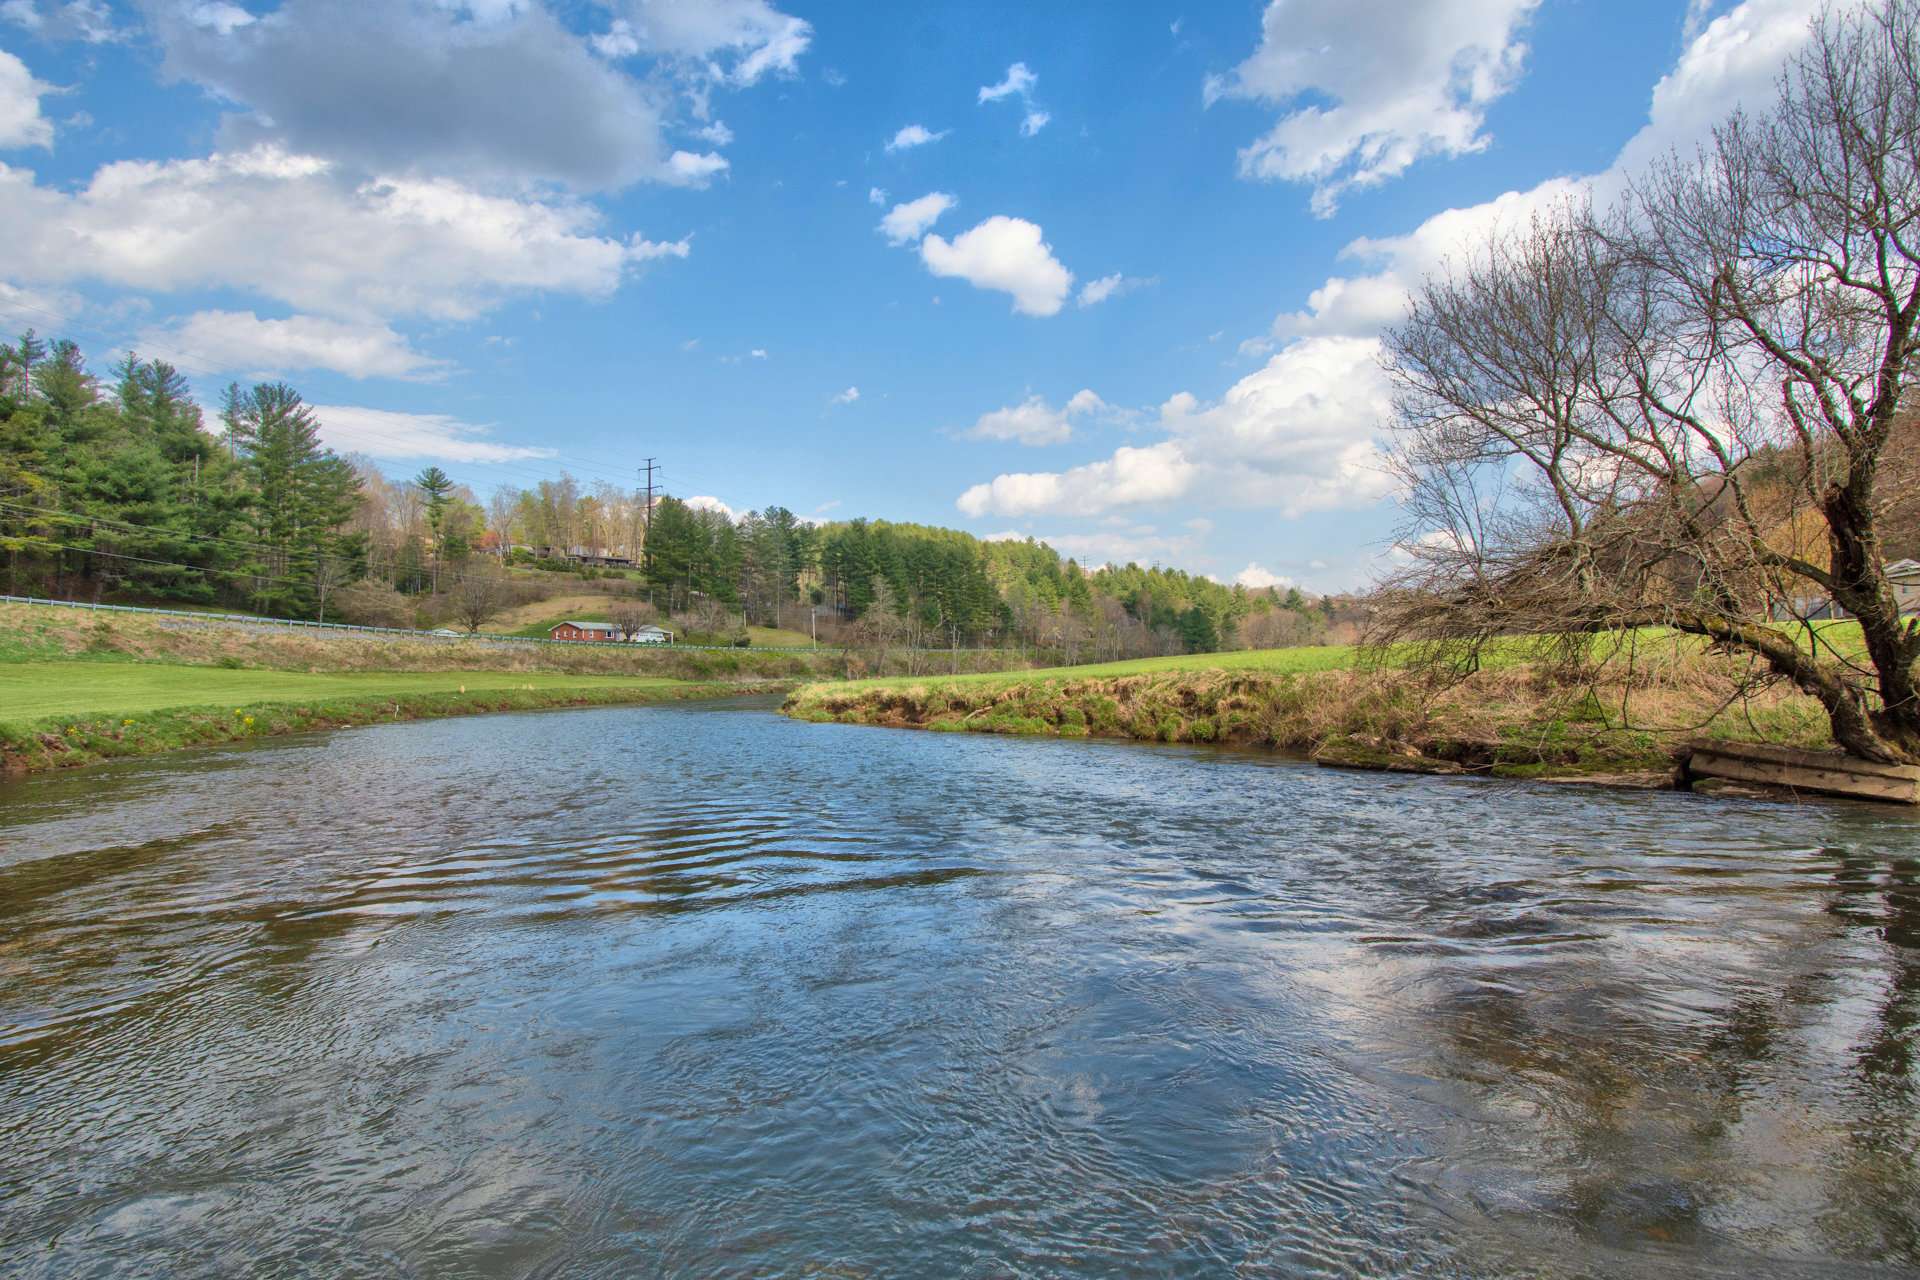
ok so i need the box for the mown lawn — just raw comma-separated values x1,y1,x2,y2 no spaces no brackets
0,661,687,724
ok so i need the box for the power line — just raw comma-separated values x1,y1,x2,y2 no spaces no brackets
17,539,322,591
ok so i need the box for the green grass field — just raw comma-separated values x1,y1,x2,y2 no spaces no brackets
816,644,1361,693
507,611,612,639
0,662,686,724
746,625,817,647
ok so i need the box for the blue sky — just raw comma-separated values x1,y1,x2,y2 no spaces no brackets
0,0,1826,591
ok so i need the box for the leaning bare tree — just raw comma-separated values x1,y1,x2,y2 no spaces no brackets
1376,0,1920,762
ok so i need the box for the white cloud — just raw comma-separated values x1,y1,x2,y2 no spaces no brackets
684,494,738,518
314,404,555,464
3,0,123,44
877,191,955,245
1206,0,1540,215
1076,272,1152,308
583,1,812,85
691,119,734,146
0,146,688,324
628,232,693,261
831,385,859,405
664,149,729,186
867,185,887,205
1263,0,1821,351
958,441,1194,517
919,216,1073,317
0,48,51,149
1234,563,1292,589
139,310,449,381
0,278,79,329
978,62,1038,103
750,347,767,358
979,61,1050,137
885,123,948,152
965,388,1107,446
956,335,1394,519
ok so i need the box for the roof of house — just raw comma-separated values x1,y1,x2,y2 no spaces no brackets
1887,558,1920,578
556,620,618,630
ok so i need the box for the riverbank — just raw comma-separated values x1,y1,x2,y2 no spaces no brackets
0,660,776,773
0,601,1027,683
782,644,1833,783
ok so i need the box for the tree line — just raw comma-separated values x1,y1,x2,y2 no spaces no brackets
0,335,1341,654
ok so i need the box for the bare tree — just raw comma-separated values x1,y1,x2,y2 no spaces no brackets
487,485,520,558
1377,0,1920,760
609,598,659,639
313,553,349,623
448,562,510,634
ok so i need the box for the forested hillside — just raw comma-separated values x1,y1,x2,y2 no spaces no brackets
0,333,1349,654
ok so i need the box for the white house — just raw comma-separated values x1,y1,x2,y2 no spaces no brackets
1769,559,1920,621
1886,559,1920,614
629,624,674,645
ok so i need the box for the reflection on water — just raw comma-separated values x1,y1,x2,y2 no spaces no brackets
2,697,1917,1277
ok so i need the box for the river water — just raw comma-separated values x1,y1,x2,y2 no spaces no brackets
1,698,1917,1278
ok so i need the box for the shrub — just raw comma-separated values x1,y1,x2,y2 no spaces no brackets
333,580,415,629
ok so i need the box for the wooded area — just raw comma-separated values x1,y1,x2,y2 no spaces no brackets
0,338,1350,656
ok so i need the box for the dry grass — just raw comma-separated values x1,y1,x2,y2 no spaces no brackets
784,646,1833,776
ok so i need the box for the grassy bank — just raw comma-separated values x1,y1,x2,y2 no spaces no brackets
0,602,1025,682
0,660,771,773
783,643,1832,781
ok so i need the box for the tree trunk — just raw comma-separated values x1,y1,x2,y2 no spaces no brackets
1667,608,1905,763
1821,480,1920,758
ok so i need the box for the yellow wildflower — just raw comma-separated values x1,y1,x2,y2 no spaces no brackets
243,716,255,727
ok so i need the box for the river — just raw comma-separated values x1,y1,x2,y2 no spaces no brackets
1,697,1917,1278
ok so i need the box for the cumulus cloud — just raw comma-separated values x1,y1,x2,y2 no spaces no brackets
920,216,1073,317
956,336,1394,519
867,185,886,205
1234,563,1292,589
684,494,738,518
140,309,449,380
885,123,948,151
877,191,955,245
964,388,1107,446
136,0,707,193
957,442,1195,518
1262,0,1820,352
0,47,51,149
664,149,729,186
979,60,1050,135
690,119,734,146
0,146,689,323
1206,0,1540,215
831,385,859,405
313,404,555,464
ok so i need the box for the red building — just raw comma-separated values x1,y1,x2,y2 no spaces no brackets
549,620,621,643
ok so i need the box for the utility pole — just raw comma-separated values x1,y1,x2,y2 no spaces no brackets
639,457,659,584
